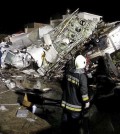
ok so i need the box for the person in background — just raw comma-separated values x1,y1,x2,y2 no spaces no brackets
61,55,90,134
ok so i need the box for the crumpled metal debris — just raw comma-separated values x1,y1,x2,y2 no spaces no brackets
0,9,100,77
0,8,120,89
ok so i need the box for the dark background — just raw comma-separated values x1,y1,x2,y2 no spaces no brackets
0,0,119,34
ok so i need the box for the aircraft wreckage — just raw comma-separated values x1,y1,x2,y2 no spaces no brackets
0,8,120,110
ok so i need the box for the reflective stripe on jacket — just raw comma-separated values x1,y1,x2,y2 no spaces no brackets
61,68,89,112
61,100,82,111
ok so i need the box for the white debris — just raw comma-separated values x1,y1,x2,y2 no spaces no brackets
42,88,52,92
21,69,39,76
4,79,16,89
32,105,43,114
26,118,35,122
0,105,8,111
27,46,45,67
32,104,37,114
16,109,28,118
33,80,41,89
39,25,53,38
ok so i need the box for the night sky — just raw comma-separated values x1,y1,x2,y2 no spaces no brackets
0,0,120,34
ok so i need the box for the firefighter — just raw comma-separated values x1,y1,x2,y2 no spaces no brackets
61,55,90,134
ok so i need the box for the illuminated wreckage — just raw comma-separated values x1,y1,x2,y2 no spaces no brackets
1,9,120,111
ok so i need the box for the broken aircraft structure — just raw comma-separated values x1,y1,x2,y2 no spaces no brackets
1,9,120,134
0,8,120,110
1,9,120,79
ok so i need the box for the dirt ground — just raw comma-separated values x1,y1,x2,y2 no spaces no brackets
0,79,63,134
1,68,120,134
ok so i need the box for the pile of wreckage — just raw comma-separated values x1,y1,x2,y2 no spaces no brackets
0,8,120,100
1,9,120,133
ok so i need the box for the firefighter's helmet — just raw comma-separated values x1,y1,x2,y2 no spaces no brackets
75,55,86,69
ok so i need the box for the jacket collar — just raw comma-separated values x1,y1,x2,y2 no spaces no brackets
70,68,85,74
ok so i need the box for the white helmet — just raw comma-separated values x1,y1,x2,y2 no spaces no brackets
75,55,86,69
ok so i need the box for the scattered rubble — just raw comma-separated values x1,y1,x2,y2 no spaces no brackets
1,8,120,134
0,9,120,83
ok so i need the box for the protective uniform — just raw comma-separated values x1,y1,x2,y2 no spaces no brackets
61,55,90,134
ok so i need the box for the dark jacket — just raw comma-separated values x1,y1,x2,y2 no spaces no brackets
61,68,89,112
